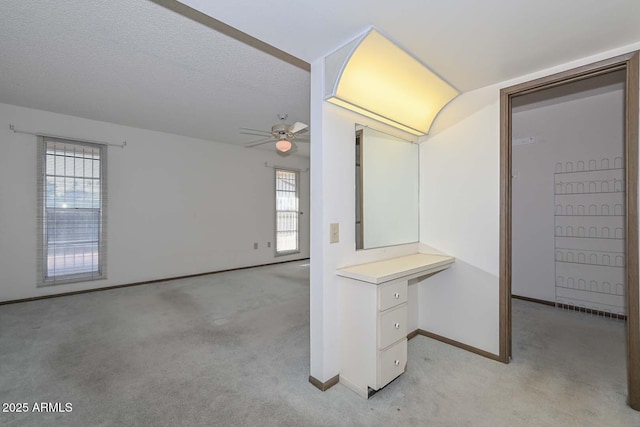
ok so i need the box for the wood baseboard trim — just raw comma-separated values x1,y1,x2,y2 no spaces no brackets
309,374,339,392
417,329,502,362
512,294,556,307
407,329,420,340
513,294,627,320
0,258,310,306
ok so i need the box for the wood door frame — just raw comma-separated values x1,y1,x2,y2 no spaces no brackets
499,51,640,410
355,129,364,249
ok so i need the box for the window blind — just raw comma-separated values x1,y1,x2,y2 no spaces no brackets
37,137,107,285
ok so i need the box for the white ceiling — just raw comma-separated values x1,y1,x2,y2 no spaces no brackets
0,0,310,153
1,0,639,156
181,0,640,92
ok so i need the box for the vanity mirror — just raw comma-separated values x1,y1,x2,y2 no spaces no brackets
355,125,419,250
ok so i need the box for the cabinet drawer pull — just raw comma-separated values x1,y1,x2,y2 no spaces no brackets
394,360,400,366
394,292,400,299
394,322,400,329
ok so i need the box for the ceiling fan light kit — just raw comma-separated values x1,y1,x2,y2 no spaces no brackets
275,139,293,152
324,28,459,136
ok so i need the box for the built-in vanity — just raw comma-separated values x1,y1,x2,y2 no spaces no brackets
330,121,455,398
310,28,463,399
337,253,454,398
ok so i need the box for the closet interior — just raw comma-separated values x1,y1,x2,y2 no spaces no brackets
512,70,627,319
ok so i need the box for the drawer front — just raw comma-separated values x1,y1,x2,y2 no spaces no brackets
378,339,407,389
378,304,408,349
378,281,408,311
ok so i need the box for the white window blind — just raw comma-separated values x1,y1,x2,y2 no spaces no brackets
275,169,300,255
38,137,107,285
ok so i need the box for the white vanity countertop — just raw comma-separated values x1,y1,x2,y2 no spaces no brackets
336,253,455,285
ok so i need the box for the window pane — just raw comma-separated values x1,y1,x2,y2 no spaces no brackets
277,231,298,252
47,242,99,277
276,190,297,211
46,154,55,174
275,169,299,254
46,209,99,244
65,156,75,176
55,154,65,175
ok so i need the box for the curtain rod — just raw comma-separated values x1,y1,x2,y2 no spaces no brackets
9,124,127,148
264,162,309,173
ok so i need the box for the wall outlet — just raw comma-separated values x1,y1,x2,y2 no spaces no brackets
330,223,339,244
253,242,258,250
267,242,271,248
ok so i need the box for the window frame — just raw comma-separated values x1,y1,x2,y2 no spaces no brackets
37,136,107,286
274,168,300,256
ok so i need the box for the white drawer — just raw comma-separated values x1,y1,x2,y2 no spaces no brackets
378,304,408,349
378,338,407,389
378,281,407,312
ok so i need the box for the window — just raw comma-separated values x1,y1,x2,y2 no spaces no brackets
38,137,106,285
275,169,299,255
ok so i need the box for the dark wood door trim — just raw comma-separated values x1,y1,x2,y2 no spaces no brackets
499,86,512,363
625,51,640,410
499,51,640,410
355,129,364,249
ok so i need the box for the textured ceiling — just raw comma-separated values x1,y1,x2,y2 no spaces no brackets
181,0,640,93
3,0,639,155
0,0,310,154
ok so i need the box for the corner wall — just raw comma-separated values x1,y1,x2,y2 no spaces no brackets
309,58,419,382
0,103,310,302
310,39,640,380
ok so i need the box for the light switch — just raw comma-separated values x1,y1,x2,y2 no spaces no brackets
330,223,339,243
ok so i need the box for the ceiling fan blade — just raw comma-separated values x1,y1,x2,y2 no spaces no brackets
240,131,274,137
290,121,308,134
294,135,310,141
239,127,271,135
245,138,276,147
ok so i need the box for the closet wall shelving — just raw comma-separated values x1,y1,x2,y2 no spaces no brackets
553,157,626,317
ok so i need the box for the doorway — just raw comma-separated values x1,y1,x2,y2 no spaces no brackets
499,52,640,409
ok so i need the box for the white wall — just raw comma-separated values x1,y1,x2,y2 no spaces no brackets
0,102,310,302
418,89,501,354
310,58,420,382
512,82,625,307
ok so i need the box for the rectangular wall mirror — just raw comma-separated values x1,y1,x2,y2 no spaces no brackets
355,124,419,250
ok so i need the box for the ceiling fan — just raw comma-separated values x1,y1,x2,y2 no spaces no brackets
240,114,309,155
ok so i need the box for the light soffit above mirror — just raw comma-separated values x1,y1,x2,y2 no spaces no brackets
324,28,459,136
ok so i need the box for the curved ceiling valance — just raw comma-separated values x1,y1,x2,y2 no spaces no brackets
324,29,459,136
